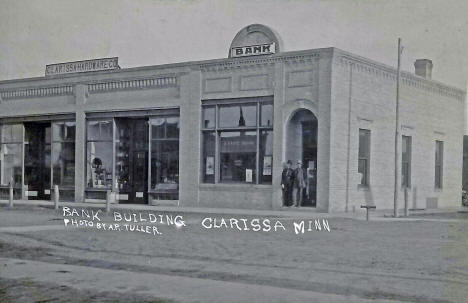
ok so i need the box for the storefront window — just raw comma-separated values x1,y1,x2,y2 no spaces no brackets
1,124,23,143
87,120,113,188
53,122,76,141
202,132,216,183
219,103,257,127
202,106,215,129
52,121,75,188
220,131,256,183
0,125,23,187
259,130,273,184
52,142,75,187
260,103,273,127
150,117,179,199
201,98,273,184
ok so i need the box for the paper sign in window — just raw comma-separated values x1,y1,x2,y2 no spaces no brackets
206,156,214,175
246,169,253,183
263,156,272,176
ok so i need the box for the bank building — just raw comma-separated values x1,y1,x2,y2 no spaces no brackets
0,24,465,212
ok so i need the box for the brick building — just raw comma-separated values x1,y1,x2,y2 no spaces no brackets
0,24,465,212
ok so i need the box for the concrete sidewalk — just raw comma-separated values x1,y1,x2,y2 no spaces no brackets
1,199,466,222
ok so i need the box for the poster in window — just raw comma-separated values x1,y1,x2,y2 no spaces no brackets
245,169,253,182
263,156,272,176
206,156,214,175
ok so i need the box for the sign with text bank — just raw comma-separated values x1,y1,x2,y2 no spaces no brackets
231,42,276,58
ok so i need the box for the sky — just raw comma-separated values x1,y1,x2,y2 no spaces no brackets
0,0,467,89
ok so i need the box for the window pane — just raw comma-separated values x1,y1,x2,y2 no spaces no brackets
401,136,411,187
260,103,273,127
0,143,22,187
202,132,216,183
220,131,256,183
219,104,257,127
53,142,75,187
358,159,367,185
53,122,76,141
87,120,112,141
358,129,370,186
150,118,165,139
202,107,215,129
359,129,370,158
1,124,23,143
151,140,179,199
166,117,179,138
435,141,443,188
87,141,113,188
260,130,273,184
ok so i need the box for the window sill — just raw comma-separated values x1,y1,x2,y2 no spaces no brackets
200,183,272,192
86,188,111,192
357,184,370,191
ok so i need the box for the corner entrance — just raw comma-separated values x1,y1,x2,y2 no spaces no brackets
286,109,317,207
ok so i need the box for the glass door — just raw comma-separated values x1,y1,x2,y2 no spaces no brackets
24,122,51,200
115,118,148,203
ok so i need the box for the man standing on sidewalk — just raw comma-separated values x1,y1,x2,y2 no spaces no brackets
281,160,294,207
292,160,306,207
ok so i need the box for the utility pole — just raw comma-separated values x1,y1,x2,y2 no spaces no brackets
394,38,402,218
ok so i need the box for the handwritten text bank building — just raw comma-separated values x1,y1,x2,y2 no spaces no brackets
0,25,465,212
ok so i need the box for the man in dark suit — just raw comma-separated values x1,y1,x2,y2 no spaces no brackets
293,160,307,207
281,160,294,207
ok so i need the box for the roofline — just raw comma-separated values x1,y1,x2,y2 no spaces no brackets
332,48,465,95
0,47,465,96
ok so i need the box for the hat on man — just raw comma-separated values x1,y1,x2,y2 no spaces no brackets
287,160,292,165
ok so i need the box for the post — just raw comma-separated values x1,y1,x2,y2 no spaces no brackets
404,187,409,217
54,185,59,210
394,38,402,218
366,208,370,221
106,190,111,213
8,177,14,208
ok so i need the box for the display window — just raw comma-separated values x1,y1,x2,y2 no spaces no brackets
202,97,273,184
87,120,113,189
52,122,75,189
150,117,179,200
86,112,180,202
0,124,23,188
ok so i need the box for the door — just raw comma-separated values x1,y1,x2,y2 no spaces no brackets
115,118,148,203
24,122,51,200
302,120,317,207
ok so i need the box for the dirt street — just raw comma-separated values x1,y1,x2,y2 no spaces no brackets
0,206,467,303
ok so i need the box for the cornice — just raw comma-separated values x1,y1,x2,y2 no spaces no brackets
0,75,180,100
88,76,178,94
0,85,73,100
199,52,321,72
337,54,465,102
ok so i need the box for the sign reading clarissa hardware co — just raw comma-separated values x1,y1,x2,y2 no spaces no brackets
231,42,276,58
45,57,120,76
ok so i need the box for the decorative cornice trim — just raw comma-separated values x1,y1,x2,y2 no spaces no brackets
338,55,465,101
0,85,73,100
88,76,178,93
199,53,319,72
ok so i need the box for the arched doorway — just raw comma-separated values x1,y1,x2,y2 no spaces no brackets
286,109,317,207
